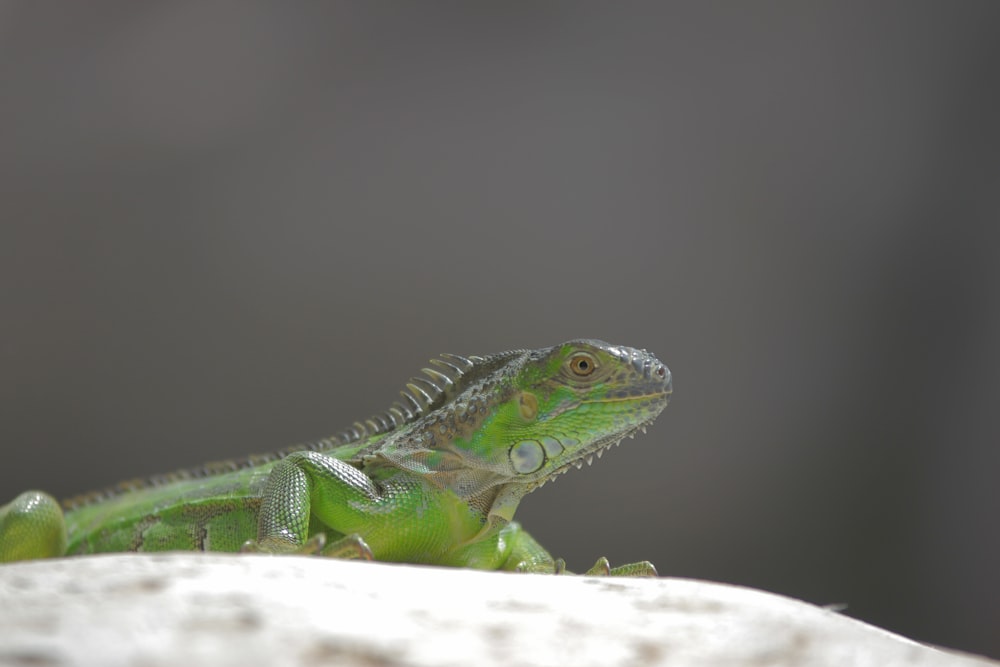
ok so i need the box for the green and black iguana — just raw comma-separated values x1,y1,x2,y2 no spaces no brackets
0,340,671,575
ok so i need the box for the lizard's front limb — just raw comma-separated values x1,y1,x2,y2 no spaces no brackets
0,491,68,562
242,451,381,556
497,522,657,577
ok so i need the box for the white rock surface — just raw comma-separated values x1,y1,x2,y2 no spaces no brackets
0,554,994,667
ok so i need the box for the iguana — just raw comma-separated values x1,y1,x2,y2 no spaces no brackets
0,339,671,575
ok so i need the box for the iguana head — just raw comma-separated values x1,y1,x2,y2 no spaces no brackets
370,340,671,513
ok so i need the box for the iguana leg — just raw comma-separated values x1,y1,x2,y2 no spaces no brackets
496,522,561,573
242,451,382,555
0,491,68,562
498,522,657,577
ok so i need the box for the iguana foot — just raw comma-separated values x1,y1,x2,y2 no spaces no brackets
583,557,658,577
240,534,326,555
318,533,373,560
240,532,373,560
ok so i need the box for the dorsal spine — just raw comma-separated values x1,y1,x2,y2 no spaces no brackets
61,351,492,510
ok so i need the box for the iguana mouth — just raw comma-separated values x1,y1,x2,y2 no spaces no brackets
530,374,671,487
545,384,671,419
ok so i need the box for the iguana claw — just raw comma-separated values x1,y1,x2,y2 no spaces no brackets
584,557,612,576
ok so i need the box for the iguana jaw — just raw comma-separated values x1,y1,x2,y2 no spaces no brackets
520,392,671,493
486,388,669,525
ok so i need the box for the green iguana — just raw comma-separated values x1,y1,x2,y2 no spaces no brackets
0,340,671,575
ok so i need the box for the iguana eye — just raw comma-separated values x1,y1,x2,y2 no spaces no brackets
569,353,597,377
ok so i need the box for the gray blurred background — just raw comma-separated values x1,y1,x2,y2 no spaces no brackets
1,2,998,658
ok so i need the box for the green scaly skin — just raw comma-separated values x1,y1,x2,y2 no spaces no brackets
0,340,671,575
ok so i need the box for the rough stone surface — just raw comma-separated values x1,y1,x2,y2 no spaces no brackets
0,554,995,667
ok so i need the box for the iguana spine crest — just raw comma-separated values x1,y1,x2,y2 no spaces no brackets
61,351,516,509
